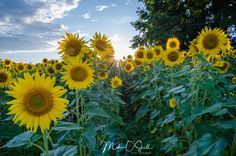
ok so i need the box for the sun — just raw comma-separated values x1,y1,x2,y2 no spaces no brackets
62,57,95,90
6,72,69,133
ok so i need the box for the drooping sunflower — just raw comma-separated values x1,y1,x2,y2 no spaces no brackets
163,49,184,66
124,62,135,73
58,32,86,59
145,49,156,63
169,98,177,108
62,57,95,90
151,45,163,60
98,71,108,80
196,27,227,56
111,76,122,89
0,69,12,88
213,61,230,74
90,32,113,57
6,72,69,133
188,38,199,56
166,37,180,50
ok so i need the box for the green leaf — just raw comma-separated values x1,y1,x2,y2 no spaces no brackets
135,105,150,121
161,135,178,153
184,133,213,156
209,138,228,156
3,131,34,148
168,85,185,94
150,110,160,119
47,145,77,156
160,112,175,126
214,120,236,129
53,122,83,131
86,106,110,118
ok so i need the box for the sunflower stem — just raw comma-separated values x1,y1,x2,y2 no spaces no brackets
43,130,49,156
29,141,45,153
75,89,80,124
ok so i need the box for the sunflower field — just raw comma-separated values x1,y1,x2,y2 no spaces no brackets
0,27,236,156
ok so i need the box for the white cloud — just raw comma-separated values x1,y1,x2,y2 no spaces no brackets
125,0,131,5
111,16,132,25
96,5,109,11
82,13,91,19
111,3,118,7
60,24,69,31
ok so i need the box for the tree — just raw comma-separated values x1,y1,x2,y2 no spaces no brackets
131,0,236,49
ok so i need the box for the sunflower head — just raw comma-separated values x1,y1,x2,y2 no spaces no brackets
46,66,56,76
6,72,69,133
151,45,163,60
42,58,48,64
26,64,33,71
124,62,135,73
58,32,86,59
54,62,63,72
213,61,230,74
134,59,143,67
135,48,145,60
163,49,184,66
98,71,108,80
231,76,236,84
196,27,228,56
111,76,122,89
62,57,95,90
169,98,177,108
4,59,12,67
166,37,180,50
91,32,113,57
16,63,25,73
0,69,12,88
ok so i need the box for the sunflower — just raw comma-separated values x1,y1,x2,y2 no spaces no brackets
134,59,143,67
169,98,177,108
163,49,184,66
62,57,94,90
90,32,113,57
16,63,25,73
188,38,198,56
26,64,33,71
144,49,156,63
134,48,145,60
6,72,68,133
151,45,163,60
0,69,12,88
124,62,135,73
196,27,227,56
213,61,230,74
58,32,86,59
46,66,56,76
166,37,180,50
54,62,63,72
98,71,108,80
4,59,12,67
231,76,236,84
111,76,122,89
42,58,48,64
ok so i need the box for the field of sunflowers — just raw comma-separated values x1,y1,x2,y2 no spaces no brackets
0,27,236,156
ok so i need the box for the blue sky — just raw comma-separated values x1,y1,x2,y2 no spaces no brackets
0,0,143,63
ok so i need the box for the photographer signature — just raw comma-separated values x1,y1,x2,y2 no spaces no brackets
102,140,152,153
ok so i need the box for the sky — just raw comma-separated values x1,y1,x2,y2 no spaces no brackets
0,0,143,63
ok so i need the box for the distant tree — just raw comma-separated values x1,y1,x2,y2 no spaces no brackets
131,0,236,49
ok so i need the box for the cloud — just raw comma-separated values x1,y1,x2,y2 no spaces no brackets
111,3,118,7
0,0,81,56
96,5,108,11
82,13,91,19
111,16,132,25
125,0,131,5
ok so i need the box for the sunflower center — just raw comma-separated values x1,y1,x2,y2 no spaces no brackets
100,72,106,77
168,51,179,62
219,63,228,71
66,41,81,56
48,67,55,74
96,40,107,51
18,64,24,70
147,52,153,59
155,49,161,55
169,41,177,48
70,66,88,82
126,64,132,70
25,91,53,116
203,34,219,50
114,80,119,86
5,60,10,65
0,72,8,83
27,65,32,70
137,51,144,58
55,63,62,70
